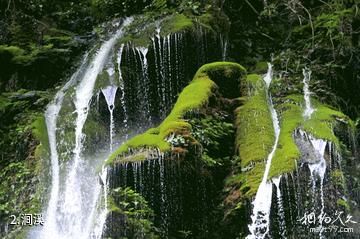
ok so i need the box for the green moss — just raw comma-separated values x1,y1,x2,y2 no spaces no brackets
331,169,345,189
31,115,49,150
303,99,348,145
195,62,246,78
55,93,76,161
107,62,245,164
337,198,350,211
269,96,302,178
116,9,223,47
230,74,274,197
253,62,269,74
94,70,111,91
160,14,194,36
118,13,193,47
237,162,266,198
236,74,274,168
269,94,352,178
30,115,50,169
0,45,25,56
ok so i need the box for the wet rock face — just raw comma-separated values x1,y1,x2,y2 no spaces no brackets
296,135,322,165
106,155,223,238
266,131,358,239
102,24,231,238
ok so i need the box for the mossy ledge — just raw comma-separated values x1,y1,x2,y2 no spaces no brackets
107,62,245,164
268,94,353,179
117,11,221,47
224,76,353,201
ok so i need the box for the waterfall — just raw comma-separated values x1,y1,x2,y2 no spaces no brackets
61,24,122,239
92,166,109,239
220,33,228,61
302,68,314,119
301,66,326,238
117,44,125,81
297,127,328,238
117,44,129,138
38,18,133,239
166,35,173,104
247,63,281,239
308,135,327,239
174,33,180,92
101,86,118,152
136,47,151,118
41,53,89,239
159,157,168,234
155,27,166,117
273,176,287,238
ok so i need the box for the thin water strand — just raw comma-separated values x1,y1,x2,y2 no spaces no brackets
273,176,287,238
308,136,327,239
101,85,118,152
303,68,314,119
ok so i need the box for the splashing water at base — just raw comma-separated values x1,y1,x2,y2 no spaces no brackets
247,63,281,239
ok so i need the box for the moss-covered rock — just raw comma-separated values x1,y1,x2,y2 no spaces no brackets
160,13,194,35
225,74,274,200
331,169,346,189
268,94,353,178
336,198,350,212
116,10,224,47
107,61,245,164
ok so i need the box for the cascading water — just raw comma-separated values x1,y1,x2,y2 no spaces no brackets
37,18,133,239
302,68,314,119
40,53,89,239
301,67,327,238
297,130,327,239
101,86,118,151
247,63,281,239
154,27,167,116
273,176,287,238
220,33,228,61
116,44,129,138
136,47,150,118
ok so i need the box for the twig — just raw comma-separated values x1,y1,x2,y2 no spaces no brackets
260,32,274,40
245,0,259,15
298,2,315,50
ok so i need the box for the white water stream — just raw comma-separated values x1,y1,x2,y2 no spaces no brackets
273,176,286,238
38,18,133,239
303,68,314,119
101,86,118,152
247,63,281,239
41,53,89,239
